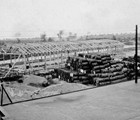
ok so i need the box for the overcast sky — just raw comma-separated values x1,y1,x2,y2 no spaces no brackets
0,0,139,38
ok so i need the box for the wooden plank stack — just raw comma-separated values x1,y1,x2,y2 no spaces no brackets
63,53,130,86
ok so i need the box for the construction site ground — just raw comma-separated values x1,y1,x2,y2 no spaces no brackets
3,79,140,120
1,44,140,120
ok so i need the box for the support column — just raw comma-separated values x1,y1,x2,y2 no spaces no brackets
23,55,26,74
38,53,40,69
98,48,99,53
135,25,138,84
10,54,12,64
3,54,4,65
44,53,47,70
30,54,33,74
61,51,62,67
14,54,16,63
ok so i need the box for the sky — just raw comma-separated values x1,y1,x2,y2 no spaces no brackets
0,0,140,38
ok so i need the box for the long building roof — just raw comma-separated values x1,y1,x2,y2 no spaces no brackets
0,39,124,55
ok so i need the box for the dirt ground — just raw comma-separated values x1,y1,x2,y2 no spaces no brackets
0,74,92,105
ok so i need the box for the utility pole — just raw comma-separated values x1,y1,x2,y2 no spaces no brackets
135,25,138,84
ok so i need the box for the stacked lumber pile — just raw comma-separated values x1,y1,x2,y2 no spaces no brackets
63,53,129,86
54,68,90,84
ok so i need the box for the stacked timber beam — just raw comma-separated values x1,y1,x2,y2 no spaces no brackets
59,53,132,86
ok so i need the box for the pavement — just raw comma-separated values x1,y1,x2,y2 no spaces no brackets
3,80,140,120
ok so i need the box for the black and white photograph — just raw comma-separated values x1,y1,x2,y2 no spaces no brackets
0,0,140,120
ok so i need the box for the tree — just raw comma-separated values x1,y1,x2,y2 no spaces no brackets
69,32,72,37
40,33,46,42
57,30,64,40
48,37,54,42
17,38,21,43
15,32,21,43
112,35,117,40
74,33,77,38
